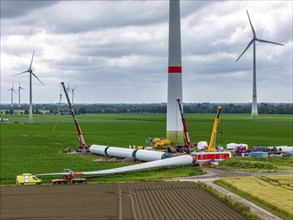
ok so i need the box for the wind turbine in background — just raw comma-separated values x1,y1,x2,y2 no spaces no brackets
17,80,25,107
70,85,77,105
7,82,17,107
236,10,284,117
13,50,44,123
66,82,77,105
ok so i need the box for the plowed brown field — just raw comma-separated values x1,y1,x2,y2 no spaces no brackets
1,182,245,220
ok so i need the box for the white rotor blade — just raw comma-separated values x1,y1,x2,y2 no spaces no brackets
29,50,35,69
236,39,254,62
246,10,256,37
256,38,284,46
12,70,29,76
35,172,69,176
32,72,45,86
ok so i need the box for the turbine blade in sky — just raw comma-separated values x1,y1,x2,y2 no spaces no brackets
236,39,254,62
32,72,45,86
29,50,35,69
246,10,256,37
256,38,284,46
13,70,29,76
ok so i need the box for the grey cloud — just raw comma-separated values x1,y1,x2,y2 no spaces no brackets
1,0,58,18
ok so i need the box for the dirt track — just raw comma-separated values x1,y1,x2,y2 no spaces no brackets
1,182,245,220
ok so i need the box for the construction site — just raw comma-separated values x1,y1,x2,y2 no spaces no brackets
1,0,292,220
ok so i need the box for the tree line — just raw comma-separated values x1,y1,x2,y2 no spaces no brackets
1,103,292,115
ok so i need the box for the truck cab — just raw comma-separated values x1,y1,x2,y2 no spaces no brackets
16,173,42,185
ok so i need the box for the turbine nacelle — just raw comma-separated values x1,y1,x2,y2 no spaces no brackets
12,50,44,86
8,82,17,94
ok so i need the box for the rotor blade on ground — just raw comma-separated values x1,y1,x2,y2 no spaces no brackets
35,172,69,176
236,39,254,62
256,38,284,46
29,50,35,69
32,72,45,85
246,10,256,37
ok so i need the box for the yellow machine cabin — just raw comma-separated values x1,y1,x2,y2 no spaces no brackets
16,173,42,185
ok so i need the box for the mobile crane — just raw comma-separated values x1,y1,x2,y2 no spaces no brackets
176,99,193,152
206,106,222,152
61,82,89,152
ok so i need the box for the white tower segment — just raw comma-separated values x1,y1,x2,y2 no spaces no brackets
167,0,184,144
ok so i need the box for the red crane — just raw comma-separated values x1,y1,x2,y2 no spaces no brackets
61,82,88,151
176,99,193,150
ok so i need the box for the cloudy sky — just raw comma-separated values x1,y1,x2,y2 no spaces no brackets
1,0,292,104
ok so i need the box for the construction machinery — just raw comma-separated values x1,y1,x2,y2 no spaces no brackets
206,106,222,152
146,138,176,153
176,99,193,152
52,169,86,184
61,82,89,151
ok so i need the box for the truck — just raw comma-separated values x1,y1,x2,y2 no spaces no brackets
52,169,86,184
16,173,42,185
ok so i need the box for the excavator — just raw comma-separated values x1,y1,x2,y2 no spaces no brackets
206,106,222,152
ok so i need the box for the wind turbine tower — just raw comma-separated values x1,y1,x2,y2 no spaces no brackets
236,10,284,117
167,0,184,144
8,82,16,107
17,80,25,107
13,50,44,123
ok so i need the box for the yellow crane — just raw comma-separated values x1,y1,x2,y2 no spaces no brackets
207,106,222,152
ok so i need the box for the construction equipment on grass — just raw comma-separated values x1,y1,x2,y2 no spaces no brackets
146,138,176,153
206,106,222,152
61,82,89,151
51,169,86,184
176,99,193,152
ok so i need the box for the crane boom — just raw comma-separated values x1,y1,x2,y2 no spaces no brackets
176,99,192,149
61,82,88,151
207,106,222,152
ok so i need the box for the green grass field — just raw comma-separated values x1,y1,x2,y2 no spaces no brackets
1,113,292,184
218,156,293,172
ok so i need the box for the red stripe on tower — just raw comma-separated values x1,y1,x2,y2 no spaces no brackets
168,66,182,73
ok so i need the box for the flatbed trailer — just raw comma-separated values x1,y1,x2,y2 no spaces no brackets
51,169,86,184
52,178,86,185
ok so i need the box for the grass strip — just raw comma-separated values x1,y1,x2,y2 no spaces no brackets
195,181,262,220
214,179,293,220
